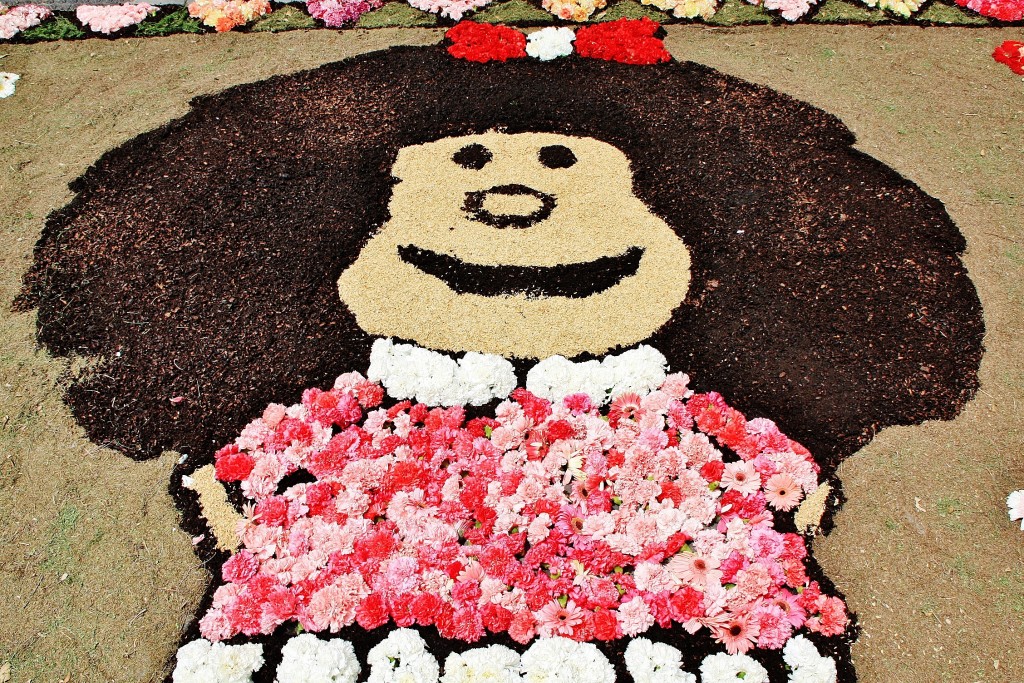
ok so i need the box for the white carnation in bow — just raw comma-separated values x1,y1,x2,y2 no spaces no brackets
604,345,668,397
698,652,768,683
1008,489,1024,530
455,352,518,405
276,634,360,683
367,629,439,683
0,73,19,99
526,345,667,405
525,27,575,61
783,635,838,683
173,639,264,683
367,338,515,407
624,639,697,683
441,645,520,683
520,637,614,683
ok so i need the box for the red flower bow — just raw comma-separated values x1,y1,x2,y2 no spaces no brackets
445,18,672,65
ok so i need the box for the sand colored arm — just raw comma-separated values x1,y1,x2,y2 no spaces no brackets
794,482,832,534
184,464,243,552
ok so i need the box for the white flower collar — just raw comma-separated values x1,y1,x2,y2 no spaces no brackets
366,338,669,408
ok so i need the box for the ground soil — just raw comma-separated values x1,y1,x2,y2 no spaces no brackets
0,25,1022,683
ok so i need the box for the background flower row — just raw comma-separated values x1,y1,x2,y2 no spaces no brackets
0,0,1018,44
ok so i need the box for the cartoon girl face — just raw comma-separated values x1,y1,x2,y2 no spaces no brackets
338,132,691,359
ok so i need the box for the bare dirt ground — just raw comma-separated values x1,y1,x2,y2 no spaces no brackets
0,25,1021,683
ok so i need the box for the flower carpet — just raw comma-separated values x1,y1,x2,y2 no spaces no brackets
1,17,1022,683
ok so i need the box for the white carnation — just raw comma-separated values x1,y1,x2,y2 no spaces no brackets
173,639,264,683
441,645,520,683
604,345,668,397
1008,489,1024,529
0,73,19,99
456,352,518,405
520,637,614,683
367,628,439,683
783,635,838,683
367,338,516,406
624,639,696,683
276,634,360,683
526,345,667,406
698,652,768,683
525,27,575,61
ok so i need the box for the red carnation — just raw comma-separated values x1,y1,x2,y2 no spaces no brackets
546,419,575,442
592,608,621,640
508,610,536,644
446,21,527,63
356,593,390,629
254,495,289,526
390,594,417,627
481,602,514,632
411,592,445,625
214,449,254,482
993,40,1024,74
354,380,385,409
222,550,259,584
574,18,671,66
452,606,485,642
668,586,705,622
700,459,725,483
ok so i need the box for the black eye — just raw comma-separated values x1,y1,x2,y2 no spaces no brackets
453,144,492,170
539,145,577,169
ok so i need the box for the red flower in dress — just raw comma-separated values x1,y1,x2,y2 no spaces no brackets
446,21,528,63
574,18,671,66
993,40,1024,74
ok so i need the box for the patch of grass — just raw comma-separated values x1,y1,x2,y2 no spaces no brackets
706,0,773,24
1005,245,1024,267
593,0,671,21
20,16,85,41
41,504,80,579
977,188,1018,206
473,0,555,22
355,2,438,27
936,496,965,531
135,8,205,36
252,5,317,31
916,0,989,23
811,0,889,21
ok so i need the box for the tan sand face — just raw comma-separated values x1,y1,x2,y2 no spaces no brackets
338,132,692,360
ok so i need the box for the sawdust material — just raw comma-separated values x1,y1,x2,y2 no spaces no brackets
338,131,692,359
795,481,831,532
0,26,1021,683
183,465,240,551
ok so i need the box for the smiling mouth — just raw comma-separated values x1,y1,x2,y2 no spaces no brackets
398,245,645,299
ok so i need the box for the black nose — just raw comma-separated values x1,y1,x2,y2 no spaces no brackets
463,184,556,229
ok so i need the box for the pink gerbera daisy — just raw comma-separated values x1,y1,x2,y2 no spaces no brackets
667,552,722,589
535,599,586,637
764,472,802,511
715,613,760,654
721,460,761,496
609,392,643,427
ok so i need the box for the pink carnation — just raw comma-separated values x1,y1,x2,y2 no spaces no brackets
76,3,154,33
306,0,382,25
408,0,491,19
762,0,816,19
0,4,51,40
